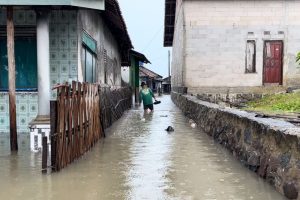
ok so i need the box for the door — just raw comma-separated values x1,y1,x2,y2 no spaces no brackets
263,41,283,85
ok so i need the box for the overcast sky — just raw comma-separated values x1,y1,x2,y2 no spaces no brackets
118,0,171,78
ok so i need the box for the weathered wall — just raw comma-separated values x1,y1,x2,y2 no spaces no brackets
172,91,300,200
172,0,300,89
78,9,122,87
171,0,185,89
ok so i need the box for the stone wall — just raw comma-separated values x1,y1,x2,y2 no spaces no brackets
172,91,300,199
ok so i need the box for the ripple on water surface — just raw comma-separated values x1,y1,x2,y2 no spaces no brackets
0,95,286,200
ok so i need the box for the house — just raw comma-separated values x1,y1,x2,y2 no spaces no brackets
129,50,151,102
162,76,171,93
0,0,133,134
139,66,163,93
164,0,300,94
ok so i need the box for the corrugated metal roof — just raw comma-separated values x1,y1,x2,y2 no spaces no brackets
0,0,105,10
130,50,151,64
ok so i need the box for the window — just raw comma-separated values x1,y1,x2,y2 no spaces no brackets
82,31,97,83
0,37,37,91
245,40,256,73
82,46,96,83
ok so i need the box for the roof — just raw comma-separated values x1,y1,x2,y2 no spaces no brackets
139,66,163,80
0,0,133,65
0,0,105,10
130,50,151,64
163,0,176,47
162,76,171,84
103,0,133,66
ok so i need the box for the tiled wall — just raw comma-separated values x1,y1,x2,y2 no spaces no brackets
0,10,78,134
0,9,36,26
0,93,38,134
49,10,78,99
0,10,38,134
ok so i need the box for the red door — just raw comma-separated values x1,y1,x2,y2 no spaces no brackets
263,41,283,85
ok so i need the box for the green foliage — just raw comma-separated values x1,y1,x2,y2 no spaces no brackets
297,52,300,63
246,93,300,113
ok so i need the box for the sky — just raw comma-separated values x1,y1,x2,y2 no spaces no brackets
118,0,171,78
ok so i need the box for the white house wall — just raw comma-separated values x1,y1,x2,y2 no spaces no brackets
173,0,300,89
78,9,122,87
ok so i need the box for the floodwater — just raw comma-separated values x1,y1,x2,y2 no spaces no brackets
0,95,286,200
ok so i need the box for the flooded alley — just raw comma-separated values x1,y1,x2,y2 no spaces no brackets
0,95,286,200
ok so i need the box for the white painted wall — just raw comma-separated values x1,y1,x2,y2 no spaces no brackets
172,0,300,89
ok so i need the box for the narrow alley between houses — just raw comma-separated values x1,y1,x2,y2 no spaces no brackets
0,95,286,200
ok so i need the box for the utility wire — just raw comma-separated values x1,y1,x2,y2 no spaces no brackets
142,24,164,52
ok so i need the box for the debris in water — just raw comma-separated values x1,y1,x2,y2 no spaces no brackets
188,119,197,128
219,179,225,182
165,126,174,132
160,115,168,117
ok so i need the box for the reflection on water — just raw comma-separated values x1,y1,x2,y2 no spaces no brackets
0,95,286,200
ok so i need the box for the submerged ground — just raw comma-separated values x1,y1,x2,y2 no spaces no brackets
0,95,286,200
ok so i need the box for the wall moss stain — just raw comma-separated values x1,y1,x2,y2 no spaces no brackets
172,92,300,199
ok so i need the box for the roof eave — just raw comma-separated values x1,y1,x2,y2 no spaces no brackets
0,0,105,10
163,0,176,47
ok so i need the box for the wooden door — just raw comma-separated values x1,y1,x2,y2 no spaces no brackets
263,41,283,85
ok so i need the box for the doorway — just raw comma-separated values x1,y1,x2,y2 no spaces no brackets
263,41,283,85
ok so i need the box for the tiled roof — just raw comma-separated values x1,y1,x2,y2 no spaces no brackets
139,66,163,80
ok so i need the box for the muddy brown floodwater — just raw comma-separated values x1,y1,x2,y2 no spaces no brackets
0,95,286,200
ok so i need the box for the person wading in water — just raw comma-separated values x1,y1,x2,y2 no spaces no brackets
139,82,157,112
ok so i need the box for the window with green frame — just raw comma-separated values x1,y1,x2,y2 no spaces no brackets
0,37,37,91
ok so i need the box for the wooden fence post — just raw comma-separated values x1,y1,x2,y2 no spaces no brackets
42,136,48,174
7,6,17,151
50,100,57,171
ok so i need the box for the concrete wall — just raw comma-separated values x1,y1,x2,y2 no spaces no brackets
78,9,122,87
172,91,300,199
172,0,300,89
171,0,185,88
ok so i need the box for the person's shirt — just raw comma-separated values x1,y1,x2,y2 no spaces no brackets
140,88,154,106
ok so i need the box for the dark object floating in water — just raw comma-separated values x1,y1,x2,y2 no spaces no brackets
154,100,161,105
255,114,268,118
165,126,174,132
